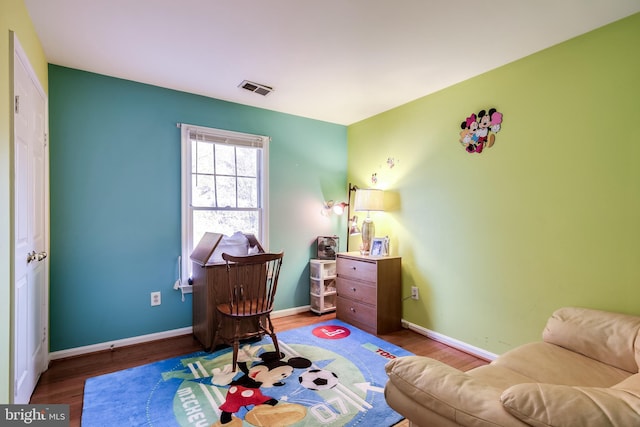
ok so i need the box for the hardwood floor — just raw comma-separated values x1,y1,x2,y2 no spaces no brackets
30,311,488,426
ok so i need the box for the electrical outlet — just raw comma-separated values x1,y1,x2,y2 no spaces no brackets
151,291,161,306
411,286,419,300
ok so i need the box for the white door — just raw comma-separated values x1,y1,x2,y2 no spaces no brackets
13,33,49,404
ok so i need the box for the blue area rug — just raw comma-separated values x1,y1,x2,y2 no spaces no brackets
82,320,412,426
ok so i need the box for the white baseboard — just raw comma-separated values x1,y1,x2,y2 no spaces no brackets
49,326,194,360
401,319,498,361
271,305,311,318
49,306,313,360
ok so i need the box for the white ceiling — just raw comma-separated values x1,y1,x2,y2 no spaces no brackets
24,0,640,125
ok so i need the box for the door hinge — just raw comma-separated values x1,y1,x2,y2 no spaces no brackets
14,95,19,114
44,133,48,147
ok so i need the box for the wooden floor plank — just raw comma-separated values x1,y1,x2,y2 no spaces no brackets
30,311,487,426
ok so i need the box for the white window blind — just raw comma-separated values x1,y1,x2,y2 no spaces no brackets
180,123,270,280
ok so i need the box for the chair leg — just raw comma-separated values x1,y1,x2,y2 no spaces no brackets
210,319,222,352
231,339,239,372
270,332,281,359
266,315,281,359
231,319,241,372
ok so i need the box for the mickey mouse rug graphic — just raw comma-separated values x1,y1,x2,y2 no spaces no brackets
459,108,503,154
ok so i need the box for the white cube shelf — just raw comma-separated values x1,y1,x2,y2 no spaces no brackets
309,259,337,314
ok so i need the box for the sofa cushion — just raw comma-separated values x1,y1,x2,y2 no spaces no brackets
467,364,540,391
500,382,640,427
492,342,631,387
543,307,640,373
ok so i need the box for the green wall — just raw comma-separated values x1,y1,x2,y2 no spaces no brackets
1,0,48,404
347,13,640,355
49,66,347,351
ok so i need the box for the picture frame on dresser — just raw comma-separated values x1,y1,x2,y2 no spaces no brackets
370,237,389,256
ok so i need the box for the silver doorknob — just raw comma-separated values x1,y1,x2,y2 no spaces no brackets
36,251,48,261
26,251,37,263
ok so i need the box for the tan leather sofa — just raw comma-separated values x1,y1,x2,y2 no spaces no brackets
384,307,640,426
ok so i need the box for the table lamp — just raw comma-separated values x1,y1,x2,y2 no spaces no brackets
354,188,384,254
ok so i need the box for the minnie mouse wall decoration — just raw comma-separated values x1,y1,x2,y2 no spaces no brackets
459,108,503,154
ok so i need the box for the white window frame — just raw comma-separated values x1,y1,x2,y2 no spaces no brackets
180,123,270,282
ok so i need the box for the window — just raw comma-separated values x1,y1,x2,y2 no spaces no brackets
181,124,269,279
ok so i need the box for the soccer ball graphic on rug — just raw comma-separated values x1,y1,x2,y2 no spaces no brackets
299,369,339,391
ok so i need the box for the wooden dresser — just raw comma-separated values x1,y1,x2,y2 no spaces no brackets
335,252,401,334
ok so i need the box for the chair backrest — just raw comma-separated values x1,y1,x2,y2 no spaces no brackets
220,252,284,317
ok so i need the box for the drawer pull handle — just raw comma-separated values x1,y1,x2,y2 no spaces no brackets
350,307,356,312
351,266,357,270
350,287,356,292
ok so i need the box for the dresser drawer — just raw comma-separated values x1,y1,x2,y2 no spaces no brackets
336,257,377,283
336,278,376,306
336,296,376,333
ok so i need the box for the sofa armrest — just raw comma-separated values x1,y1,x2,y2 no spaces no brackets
385,356,526,426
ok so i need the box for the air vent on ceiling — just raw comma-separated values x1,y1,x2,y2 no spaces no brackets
239,80,274,96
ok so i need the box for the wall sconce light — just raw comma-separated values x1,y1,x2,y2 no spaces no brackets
321,200,349,216
354,188,384,255
332,202,348,215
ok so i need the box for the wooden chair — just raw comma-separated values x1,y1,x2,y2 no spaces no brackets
212,251,284,371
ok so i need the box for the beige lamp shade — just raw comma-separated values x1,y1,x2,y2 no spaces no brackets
353,188,383,255
354,189,384,212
